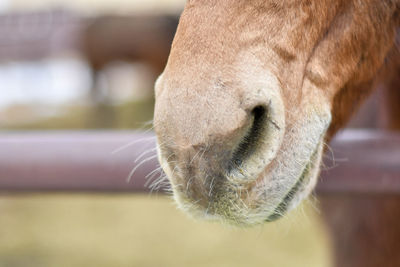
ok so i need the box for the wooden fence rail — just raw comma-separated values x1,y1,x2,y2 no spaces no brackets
0,130,399,194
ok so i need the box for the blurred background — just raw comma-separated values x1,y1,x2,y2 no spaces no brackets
0,0,344,266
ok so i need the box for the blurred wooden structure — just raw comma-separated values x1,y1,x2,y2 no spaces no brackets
320,131,400,267
0,130,398,194
0,9,82,60
0,9,179,102
319,47,400,267
83,14,179,101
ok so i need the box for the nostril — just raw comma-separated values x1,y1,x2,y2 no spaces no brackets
252,105,266,124
230,105,267,170
248,105,267,147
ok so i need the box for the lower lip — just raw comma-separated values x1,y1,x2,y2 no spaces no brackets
264,146,319,222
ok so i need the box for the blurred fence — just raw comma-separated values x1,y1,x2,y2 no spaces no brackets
0,9,82,61
0,130,399,195
0,9,179,102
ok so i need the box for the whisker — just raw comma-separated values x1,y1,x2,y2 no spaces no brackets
112,136,156,155
145,166,163,180
144,169,162,187
186,176,195,194
149,175,169,193
189,149,201,165
134,120,155,132
126,154,158,183
208,176,216,197
135,147,157,163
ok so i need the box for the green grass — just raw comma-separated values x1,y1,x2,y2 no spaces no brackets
0,194,332,267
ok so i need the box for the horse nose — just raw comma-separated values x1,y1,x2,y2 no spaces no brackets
169,98,284,186
154,76,285,185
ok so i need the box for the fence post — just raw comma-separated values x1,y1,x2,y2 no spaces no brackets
320,195,400,267
320,54,400,266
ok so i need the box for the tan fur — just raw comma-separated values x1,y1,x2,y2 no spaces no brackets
154,0,400,226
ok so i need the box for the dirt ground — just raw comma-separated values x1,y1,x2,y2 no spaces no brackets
0,194,332,267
